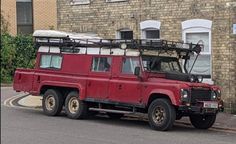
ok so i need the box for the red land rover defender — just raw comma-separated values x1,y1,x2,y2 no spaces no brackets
13,30,224,131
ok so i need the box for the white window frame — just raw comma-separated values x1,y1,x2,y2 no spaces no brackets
116,28,133,39
71,0,91,5
182,19,213,84
140,20,161,39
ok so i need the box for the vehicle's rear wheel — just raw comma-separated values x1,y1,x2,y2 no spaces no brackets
65,91,88,119
189,114,216,129
42,89,64,116
107,113,124,119
148,99,176,131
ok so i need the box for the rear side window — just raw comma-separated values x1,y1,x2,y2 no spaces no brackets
40,55,62,69
122,57,140,74
91,57,112,72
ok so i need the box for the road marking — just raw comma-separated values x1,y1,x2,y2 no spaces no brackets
3,93,42,111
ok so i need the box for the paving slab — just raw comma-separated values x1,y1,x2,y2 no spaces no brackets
18,95,42,108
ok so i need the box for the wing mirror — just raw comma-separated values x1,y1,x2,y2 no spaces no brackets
134,66,141,77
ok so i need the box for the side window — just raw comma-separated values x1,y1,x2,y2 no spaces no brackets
91,57,112,72
122,58,139,74
40,55,62,69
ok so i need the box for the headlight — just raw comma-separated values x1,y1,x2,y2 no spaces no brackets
211,91,217,100
181,89,189,102
197,75,203,83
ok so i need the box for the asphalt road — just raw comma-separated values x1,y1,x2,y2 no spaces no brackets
1,87,236,144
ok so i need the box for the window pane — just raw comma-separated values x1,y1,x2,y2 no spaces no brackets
16,2,33,25
122,58,139,74
186,32,211,77
17,25,33,35
92,57,112,72
186,54,211,77
186,32,209,53
51,55,62,69
40,55,62,69
120,31,133,39
40,55,51,68
146,30,160,39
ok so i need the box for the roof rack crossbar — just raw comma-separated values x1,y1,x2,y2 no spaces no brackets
34,37,203,54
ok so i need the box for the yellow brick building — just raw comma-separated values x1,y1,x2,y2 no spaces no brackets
1,0,57,35
57,0,236,113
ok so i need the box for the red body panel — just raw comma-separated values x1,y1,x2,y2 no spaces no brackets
13,52,218,107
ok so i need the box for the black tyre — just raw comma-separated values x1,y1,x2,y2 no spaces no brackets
190,114,216,129
65,91,88,119
107,113,124,119
42,89,64,116
148,99,176,131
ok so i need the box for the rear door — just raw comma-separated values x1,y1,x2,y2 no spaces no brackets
109,57,142,104
86,56,112,100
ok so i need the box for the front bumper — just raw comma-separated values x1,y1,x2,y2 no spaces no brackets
178,101,224,115
178,106,218,114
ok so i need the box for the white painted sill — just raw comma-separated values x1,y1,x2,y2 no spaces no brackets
70,0,90,5
106,0,127,3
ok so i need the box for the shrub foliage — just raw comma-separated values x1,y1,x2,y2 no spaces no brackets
1,34,36,83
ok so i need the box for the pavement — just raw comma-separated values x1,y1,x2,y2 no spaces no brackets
6,93,236,132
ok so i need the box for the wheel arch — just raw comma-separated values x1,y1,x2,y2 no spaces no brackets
147,91,178,108
40,85,82,99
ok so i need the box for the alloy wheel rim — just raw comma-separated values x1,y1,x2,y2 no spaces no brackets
45,95,56,111
68,97,79,114
152,106,166,125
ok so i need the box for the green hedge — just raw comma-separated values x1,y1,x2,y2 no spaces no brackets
1,33,36,83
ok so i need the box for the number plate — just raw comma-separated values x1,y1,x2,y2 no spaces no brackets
203,102,218,109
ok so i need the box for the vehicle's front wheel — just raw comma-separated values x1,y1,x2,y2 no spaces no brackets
65,91,88,119
190,114,216,129
42,89,64,116
148,99,176,131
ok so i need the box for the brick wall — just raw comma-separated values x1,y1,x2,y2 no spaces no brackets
1,0,57,35
1,0,17,35
33,0,57,30
58,0,236,112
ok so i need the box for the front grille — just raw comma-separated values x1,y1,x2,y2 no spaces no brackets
191,88,211,104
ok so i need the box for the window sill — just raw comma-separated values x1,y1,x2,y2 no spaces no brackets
70,1,90,5
106,0,127,3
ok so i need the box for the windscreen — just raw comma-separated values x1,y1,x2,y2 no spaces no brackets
142,56,182,73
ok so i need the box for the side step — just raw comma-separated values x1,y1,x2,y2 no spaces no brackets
89,108,134,114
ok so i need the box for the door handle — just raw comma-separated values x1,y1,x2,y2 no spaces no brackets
37,75,40,83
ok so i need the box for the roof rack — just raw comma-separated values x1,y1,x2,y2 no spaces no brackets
33,30,203,57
